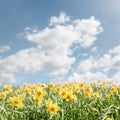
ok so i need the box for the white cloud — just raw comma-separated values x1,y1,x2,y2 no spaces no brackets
0,45,11,53
68,72,109,83
49,11,70,26
77,57,96,73
91,46,97,52
0,12,103,83
68,70,120,85
73,16,103,47
109,45,120,55
77,45,120,73
108,45,120,70
49,69,69,77
26,19,102,49
112,56,120,70
97,54,112,72
69,45,120,84
0,72,16,84
112,71,120,84
97,46,120,71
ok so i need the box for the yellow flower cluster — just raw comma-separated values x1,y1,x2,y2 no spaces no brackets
0,92,7,99
46,98,60,114
92,92,99,99
8,95,24,108
0,80,119,119
84,85,93,98
33,88,46,105
59,89,76,101
4,85,13,93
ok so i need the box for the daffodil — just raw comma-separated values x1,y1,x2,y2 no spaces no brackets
4,85,12,93
79,82,85,89
84,92,91,98
84,86,93,93
48,82,55,89
64,91,76,101
35,88,46,98
92,92,99,99
33,96,42,105
84,86,92,98
8,96,24,108
46,101,60,115
59,89,67,99
105,117,111,120
0,92,7,99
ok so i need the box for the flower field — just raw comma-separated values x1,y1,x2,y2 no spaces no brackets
0,81,120,120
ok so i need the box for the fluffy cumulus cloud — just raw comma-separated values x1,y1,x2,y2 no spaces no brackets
0,12,103,84
76,57,96,73
0,72,16,84
49,11,70,26
69,45,120,84
109,45,120,55
112,71,120,84
68,72,109,83
0,45,11,53
91,46,97,53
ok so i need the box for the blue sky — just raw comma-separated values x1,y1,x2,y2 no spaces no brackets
0,0,120,85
